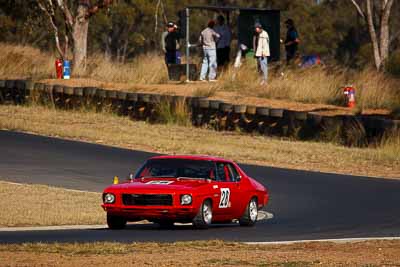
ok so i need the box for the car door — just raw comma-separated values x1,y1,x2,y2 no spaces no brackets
225,163,247,218
212,162,241,219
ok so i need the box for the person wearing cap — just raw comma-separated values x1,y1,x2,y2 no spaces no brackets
199,20,220,81
161,21,180,65
253,22,270,85
214,15,232,67
284,19,300,64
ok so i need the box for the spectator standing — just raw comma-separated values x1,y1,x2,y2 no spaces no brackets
284,19,300,64
199,20,220,81
161,21,180,65
253,22,270,85
214,15,232,67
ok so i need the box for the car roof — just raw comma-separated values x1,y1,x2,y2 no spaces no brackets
149,155,233,163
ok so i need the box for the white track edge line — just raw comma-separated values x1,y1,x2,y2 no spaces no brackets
244,237,400,245
2,225,400,245
0,225,107,232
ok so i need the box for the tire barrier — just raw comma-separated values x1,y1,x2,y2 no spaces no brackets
1,79,398,147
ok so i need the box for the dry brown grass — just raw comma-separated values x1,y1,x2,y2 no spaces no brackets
1,240,400,266
0,104,398,179
0,43,54,79
156,99,191,126
353,68,400,110
378,131,400,162
1,43,399,111
0,181,103,227
216,63,400,111
0,43,168,84
75,53,169,84
193,86,218,98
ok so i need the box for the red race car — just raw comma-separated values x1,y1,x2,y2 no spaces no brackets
102,155,269,229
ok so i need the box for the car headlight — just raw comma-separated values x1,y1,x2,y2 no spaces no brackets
103,193,115,204
180,194,192,205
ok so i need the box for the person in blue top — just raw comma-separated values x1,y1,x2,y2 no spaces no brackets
284,19,300,65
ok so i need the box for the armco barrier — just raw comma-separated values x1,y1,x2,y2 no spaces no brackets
0,79,398,147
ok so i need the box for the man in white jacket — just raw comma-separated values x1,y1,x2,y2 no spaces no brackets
253,22,270,85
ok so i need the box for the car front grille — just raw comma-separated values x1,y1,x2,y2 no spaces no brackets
122,194,173,206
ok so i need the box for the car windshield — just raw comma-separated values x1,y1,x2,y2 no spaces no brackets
135,159,215,180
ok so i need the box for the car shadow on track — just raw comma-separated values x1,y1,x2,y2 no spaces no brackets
97,220,274,231
97,211,275,231
117,222,242,231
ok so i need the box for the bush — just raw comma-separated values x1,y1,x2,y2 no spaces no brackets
0,43,54,79
378,130,400,162
385,50,400,78
155,99,191,126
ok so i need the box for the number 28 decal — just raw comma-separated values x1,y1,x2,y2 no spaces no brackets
219,188,230,208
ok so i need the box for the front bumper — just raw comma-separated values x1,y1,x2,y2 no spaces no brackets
102,205,198,222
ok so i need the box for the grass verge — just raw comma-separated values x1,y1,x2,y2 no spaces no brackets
156,99,191,126
1,240,400,266
0,104,399,178
0,181,103,227
217,64,400,111
1,43,399,112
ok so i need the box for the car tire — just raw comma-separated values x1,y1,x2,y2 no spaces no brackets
239,197,258,227
107,214,127,230
193,200,212,229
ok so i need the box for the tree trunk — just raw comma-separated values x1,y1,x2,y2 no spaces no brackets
117,48,121,63
72,5,89,72
350,0,395,70
379,0,394,66
366,0,382,70
380,17,390,66
121,40,129,64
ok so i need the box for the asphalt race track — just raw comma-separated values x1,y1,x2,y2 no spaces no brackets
1,130,400,244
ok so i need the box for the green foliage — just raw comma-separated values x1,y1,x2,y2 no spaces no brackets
155,99,191,126
353,43,375,68
0,14,15,39
385,50,400,78
1,0,399,68
0,0,52,47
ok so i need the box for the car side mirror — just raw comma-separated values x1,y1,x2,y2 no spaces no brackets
236,175,241,182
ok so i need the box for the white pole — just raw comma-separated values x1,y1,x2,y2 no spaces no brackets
185,8,190,82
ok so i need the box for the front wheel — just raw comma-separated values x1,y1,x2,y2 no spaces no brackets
193,200,212,229
239,197,258,227
107,214,127,230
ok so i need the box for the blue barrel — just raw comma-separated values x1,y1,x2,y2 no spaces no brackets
63,60,71,79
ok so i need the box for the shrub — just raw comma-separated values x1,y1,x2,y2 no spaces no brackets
385,50,400,78
155,99,191,126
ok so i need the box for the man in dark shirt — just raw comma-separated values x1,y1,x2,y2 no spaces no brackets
284,19,300,64
161,22,180,65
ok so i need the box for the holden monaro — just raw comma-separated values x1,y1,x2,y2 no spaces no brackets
102,155,269,229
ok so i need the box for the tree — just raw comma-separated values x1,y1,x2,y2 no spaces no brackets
0,1,50,46
89,0,155,62
37,0,114,70
350,0,395,70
